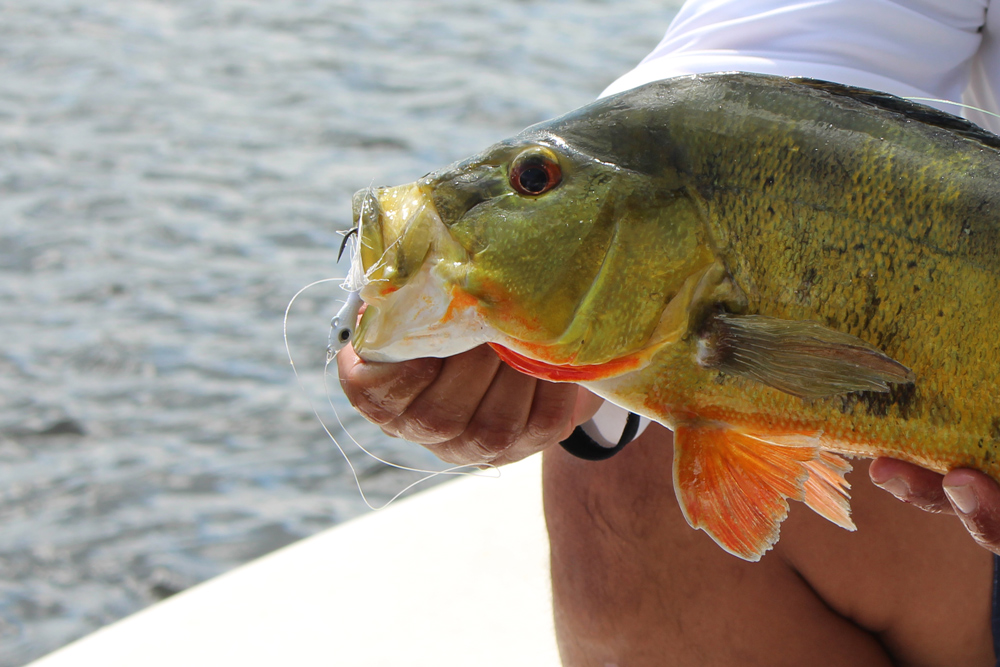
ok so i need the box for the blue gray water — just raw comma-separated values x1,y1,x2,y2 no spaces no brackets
0,1,677,663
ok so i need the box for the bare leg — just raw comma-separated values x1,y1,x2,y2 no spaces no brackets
543,424,993,667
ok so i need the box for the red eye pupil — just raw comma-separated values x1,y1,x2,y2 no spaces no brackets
510,153,562,196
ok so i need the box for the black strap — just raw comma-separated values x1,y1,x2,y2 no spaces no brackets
559,412,641,461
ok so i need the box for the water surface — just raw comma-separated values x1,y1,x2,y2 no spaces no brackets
0,1,678,663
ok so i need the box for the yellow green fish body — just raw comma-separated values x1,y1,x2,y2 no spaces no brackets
348,73,1000,560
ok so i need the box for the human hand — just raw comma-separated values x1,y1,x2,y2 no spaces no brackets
337,343,603,466
870,457,1000,555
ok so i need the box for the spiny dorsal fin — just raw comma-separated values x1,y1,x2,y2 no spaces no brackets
789,76,1000,150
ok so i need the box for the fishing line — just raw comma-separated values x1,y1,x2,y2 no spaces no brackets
283,249,496,513
906,97,1000,122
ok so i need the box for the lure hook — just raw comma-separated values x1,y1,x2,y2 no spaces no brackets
338,227,359,262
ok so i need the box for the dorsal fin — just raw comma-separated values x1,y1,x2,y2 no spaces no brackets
789,76,1000,150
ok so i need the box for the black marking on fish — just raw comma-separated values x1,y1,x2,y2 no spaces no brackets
841,383,917,419
823,241,848,257
338,227,358,262
837,393,856,416
990,417,1000,442
863,295,881,330
794,267,818,302
873,319,900,353
860,268,881,331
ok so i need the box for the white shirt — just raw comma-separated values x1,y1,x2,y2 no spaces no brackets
590,0,998,443
602,0,1000,133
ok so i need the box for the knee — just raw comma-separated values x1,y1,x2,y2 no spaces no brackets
542,430,684,658
543,426,677,553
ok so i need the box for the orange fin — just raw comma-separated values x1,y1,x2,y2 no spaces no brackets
803,451,856,531
672,424,854,561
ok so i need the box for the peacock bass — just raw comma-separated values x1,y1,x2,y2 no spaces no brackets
342,72,1000,561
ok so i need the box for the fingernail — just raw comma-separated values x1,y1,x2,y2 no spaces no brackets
944,484,979,515
876,476,911,501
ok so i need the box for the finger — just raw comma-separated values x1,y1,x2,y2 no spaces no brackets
337,344,443,425
432,361,540,465
381,345,502,445
435,381,603,468
524,380,588,446
490,382,600,466
869,457,953,514
942,468,1000,555
570,388,605,429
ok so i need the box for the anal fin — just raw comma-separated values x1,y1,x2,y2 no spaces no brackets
803,450,855,531
672,423,855,561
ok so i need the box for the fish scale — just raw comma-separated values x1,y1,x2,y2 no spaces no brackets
692,91,1000,473
349,72,1000,560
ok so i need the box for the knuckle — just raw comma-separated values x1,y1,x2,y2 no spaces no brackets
402,407,469,443
342,358,445,425
349,388,397,426
518,382,577,446
402,357,446,385
525,399,575,444
379,424,403,439
426,420,523,467
463,418,525,461
432,441,490,466
455,436,505,466
968,513,1000,548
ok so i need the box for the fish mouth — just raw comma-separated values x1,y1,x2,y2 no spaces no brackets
352,182,438,293
348,182,480,361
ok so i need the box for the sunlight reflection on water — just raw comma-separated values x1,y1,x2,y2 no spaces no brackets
0,1,678,663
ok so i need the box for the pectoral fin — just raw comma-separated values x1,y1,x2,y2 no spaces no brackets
696,313,914,399
673,423,854,561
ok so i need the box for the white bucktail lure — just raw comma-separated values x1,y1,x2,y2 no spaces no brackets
327,289,363,359
327,192,373,361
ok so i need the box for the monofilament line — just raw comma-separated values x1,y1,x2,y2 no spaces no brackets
906,97,1000,122
283,280,497,512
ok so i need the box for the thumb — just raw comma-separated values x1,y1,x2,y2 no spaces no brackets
942,468,1000,556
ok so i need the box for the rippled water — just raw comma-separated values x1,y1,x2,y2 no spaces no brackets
0,1,677,663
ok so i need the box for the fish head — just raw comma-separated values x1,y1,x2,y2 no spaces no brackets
351,88,720,371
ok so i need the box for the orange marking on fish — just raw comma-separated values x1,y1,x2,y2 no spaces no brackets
488,343,642,382
441,289,479,323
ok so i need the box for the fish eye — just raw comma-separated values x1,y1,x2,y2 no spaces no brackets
509,148,562,196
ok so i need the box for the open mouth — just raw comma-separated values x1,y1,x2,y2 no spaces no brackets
348,182,479,362
351,183,441,299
